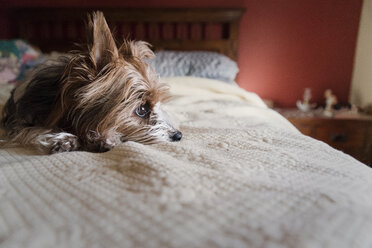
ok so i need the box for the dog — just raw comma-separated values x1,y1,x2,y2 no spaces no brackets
0,11,182,154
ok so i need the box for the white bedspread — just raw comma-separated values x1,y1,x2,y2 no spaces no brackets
0,77,372,248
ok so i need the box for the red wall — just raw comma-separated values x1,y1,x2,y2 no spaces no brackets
1,0,363,107
239,0,362,107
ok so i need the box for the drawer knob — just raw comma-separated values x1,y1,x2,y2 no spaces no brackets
331,133,348,142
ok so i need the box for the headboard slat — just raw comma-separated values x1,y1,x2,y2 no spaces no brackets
10,8,245,60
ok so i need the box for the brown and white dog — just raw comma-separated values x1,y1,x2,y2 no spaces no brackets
1,12,182,154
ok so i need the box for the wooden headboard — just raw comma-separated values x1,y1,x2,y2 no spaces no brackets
8,8,245,60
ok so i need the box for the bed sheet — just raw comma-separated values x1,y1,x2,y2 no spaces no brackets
0,77,372,248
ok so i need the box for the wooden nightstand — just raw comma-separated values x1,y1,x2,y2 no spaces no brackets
277,109,372,165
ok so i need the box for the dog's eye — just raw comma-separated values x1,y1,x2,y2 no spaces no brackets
135,103,151,118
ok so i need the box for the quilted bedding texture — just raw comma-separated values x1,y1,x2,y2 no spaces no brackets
0,77,372,248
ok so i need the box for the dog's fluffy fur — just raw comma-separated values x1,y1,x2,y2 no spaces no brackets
1,12,182,154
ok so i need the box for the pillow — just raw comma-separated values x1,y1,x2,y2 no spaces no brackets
147,51,239,84
0,40,42,84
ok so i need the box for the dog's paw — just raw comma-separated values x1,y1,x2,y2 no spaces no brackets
49,133,80,153
86,140,113,153
96,141,113,153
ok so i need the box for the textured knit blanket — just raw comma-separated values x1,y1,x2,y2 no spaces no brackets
0,77,372,248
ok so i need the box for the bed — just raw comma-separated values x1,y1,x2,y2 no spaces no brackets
1,8,372,248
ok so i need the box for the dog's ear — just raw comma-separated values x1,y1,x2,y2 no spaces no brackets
119,41,154,60
88,11,118,71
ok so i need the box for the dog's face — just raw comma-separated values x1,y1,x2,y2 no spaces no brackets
53,12,181,146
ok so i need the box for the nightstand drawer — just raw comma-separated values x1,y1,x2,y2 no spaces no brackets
314,125,365,149
295,125,312,136
279,108,372,165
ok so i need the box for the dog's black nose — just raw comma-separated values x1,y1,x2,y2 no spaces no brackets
171,131,182,142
